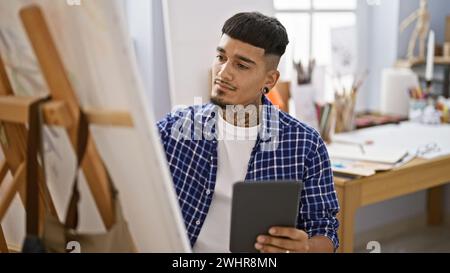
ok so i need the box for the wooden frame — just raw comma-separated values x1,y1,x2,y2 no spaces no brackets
335,155,450,253
0,96,133,128
396,56,450,68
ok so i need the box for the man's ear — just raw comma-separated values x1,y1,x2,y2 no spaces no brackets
264,70,280,90
264,54,281,90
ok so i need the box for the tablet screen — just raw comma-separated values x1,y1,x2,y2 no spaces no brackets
229,181,303,253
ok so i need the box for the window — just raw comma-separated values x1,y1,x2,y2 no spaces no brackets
275,0,357,86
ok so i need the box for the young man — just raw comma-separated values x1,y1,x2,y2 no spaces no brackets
157,12,339,253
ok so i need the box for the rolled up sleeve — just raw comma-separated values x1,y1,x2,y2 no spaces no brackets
297,134,340,250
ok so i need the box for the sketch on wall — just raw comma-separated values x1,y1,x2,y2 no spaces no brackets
330,26,357,76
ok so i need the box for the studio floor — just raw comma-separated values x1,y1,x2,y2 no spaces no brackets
355,222,450,253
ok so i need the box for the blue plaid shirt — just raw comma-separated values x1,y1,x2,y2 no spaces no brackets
157,96,340,250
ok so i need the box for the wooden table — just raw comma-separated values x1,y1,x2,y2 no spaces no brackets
334,155,450,253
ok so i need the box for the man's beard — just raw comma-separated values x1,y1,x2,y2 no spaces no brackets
211,78,237,109
210,96,260,127
210,95,228,109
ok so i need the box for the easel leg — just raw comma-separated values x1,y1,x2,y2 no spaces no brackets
427,186,444,226
0,224,8,253
0,162,25,222
0,159,8,187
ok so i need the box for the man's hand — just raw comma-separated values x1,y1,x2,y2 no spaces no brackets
254,227,310,253
254,227,335,253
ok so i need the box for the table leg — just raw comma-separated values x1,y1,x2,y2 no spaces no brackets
336,183,361,253
427,185,444,226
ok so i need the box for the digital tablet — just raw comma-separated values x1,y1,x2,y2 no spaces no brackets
229,181,303,253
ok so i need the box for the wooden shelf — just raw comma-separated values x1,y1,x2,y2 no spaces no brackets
396,57,450,68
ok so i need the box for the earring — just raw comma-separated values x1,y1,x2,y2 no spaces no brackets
262,87,270,94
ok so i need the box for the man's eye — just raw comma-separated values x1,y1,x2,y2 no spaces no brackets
237,63,249,70
216,55,225,61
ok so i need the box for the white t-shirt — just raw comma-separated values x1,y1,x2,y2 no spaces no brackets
193,113,259,252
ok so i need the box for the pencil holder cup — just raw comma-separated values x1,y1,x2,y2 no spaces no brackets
334,96,356,133
408,99,427,122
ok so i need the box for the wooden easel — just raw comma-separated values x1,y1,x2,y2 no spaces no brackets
0,5,133,252
0,48,56,253
0,224,8,252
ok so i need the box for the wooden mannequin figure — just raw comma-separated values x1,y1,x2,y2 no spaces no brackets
400,0,430,60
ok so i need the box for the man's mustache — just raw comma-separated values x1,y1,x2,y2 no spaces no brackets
214,78,237,91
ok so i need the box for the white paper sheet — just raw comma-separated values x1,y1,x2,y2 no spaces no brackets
327,122,450,163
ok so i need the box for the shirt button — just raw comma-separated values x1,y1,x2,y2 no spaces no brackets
206,189,211,195
196,220,201,225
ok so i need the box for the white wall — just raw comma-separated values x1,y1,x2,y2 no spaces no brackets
125,0,171,121
365,0,400,112
152,0,172,120
354,1,370,112
162,0,274,108
126,0,153,101
428,0,450,45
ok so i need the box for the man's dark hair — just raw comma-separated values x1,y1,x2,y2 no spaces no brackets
222,12,289,57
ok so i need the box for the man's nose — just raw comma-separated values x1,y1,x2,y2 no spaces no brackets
217,61,233,81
